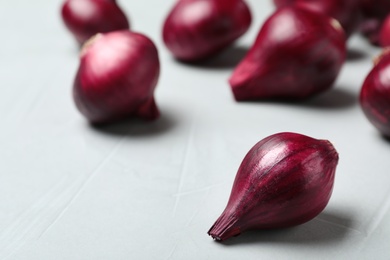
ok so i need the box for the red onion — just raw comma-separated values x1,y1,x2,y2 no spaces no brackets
360,49,390,137
273,0,294,8
379,15,390,47
73,31,160,124
61,0,129,45
208,132,339,241
162,0,252,62
229,7,346,101
294,0,361,38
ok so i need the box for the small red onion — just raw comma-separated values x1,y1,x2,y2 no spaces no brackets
379,15,390,47
73,31,160,124
294,0,361,38
162,0,252,62
273,0,294,8
61,0,129,45
360,49,390,137
229,7,346,101
208,132,339,241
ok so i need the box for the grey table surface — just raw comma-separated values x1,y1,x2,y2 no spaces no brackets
0,0,389,259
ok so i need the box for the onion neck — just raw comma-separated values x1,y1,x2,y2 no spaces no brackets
208,211,241,241
80,33,103,57
330,18,343,33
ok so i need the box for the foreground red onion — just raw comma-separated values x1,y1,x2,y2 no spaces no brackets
61,0,129,45
162,0,252,62
229,7,346,101
208,132,339,241
73,31,160,124
294,0,361,38
360,49,390,137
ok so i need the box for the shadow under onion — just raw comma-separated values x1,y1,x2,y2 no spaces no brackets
88,110,176,137
240,87,357,110
347,47,367,62
173,45,249,70
299,87,358,109
215,210,357,246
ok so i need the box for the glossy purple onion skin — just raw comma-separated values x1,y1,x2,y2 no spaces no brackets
61,0,129,45
273,0,294,8
208,132,339,241
360,52,390,137
294,0,361,38
162,0,252,62
73,31,160,124
229,7,346,101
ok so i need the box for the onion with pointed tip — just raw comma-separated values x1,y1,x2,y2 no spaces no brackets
208,132,339,241
73,31,160,124
229,7,346,101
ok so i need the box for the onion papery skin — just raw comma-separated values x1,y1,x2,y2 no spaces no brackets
208,132,339,241
162,0,252,62
229,7,346,101
73,31,160,124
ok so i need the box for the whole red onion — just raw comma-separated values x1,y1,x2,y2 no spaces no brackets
162,0,252,62
294,0,361,37
360,50,390,137
208,132,339,241
379,15,390,47
229,7,346,101
73,31,160,124
273,0,294,8
61,0,129,45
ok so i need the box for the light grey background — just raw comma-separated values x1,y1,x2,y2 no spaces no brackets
0,0,389,259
